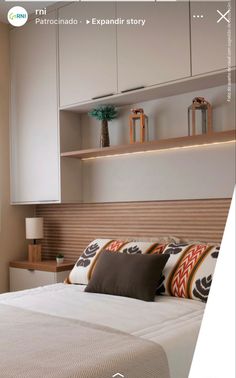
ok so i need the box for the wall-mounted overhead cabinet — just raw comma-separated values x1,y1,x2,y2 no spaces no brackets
191,1,235,75
10,12,60,203
9,2,234,205
116,2,191,93
59,3,117,107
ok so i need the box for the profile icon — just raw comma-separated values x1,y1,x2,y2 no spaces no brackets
7,6,28,27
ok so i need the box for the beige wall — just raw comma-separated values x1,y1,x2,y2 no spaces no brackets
0,22,34,293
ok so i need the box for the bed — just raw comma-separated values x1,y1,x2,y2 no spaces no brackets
0,232,221,378
0,283,205,378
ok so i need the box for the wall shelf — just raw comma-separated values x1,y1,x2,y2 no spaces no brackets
61,130,236,160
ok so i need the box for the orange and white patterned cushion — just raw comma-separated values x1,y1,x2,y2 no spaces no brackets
69,239,167,285
157,243,220,302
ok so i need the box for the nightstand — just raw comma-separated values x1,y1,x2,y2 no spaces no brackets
9,260,74,292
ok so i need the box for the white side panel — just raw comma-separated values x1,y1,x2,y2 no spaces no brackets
60,111,82,202
189,192,235,378
83,143,235,202
61,158,82,203
10,12,60,203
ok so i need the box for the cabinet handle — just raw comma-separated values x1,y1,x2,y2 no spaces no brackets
92,93,114,100
121,86,145,93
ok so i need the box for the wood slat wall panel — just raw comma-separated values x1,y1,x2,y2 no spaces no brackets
36,199,231,262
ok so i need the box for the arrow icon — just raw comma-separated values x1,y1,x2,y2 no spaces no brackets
112,374,124,378
86,20,90,24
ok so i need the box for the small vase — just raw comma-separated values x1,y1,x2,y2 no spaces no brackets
56,257,64,264
100,119,110,148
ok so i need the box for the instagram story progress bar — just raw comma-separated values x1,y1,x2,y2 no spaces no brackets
3,0,233,2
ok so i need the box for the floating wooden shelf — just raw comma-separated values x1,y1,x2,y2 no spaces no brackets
9,260,74,273
61,130,235,160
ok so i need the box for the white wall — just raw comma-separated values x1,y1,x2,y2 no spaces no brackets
0,22,34,293
81,84,235,203
83,143,235,202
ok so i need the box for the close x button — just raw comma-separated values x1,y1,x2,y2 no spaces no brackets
217,9,230,23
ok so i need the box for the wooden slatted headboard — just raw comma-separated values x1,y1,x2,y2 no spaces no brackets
36,198,231,262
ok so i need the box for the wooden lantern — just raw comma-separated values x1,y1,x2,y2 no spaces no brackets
129,108,148,144
188,97,212,136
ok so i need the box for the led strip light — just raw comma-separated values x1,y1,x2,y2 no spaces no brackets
81,139,236,161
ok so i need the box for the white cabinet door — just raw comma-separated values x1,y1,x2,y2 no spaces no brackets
191,1,235,75
10,12,60,203
9,268,70,291
59,3,117,107
117,2,191,93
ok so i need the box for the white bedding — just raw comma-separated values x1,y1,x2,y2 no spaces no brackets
0,284,205,378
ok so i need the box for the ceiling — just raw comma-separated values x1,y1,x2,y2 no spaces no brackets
0,1,56,23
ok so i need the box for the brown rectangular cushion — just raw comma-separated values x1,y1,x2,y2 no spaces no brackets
85,251,170,302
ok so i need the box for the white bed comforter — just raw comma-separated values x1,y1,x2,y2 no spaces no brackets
0,284,205,378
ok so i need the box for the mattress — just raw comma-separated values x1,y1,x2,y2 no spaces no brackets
0,284,205,378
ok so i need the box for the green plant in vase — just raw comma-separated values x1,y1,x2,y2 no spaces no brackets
56,253,64,264
88,104,118,148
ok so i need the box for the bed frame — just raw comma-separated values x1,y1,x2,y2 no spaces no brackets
36,198,231,262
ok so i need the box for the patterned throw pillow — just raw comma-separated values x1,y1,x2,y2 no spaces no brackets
69,239,167,285
157,243,220,302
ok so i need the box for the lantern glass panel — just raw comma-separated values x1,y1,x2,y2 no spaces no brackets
129,113,148,144
188,105,210,136
196,110,206,135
